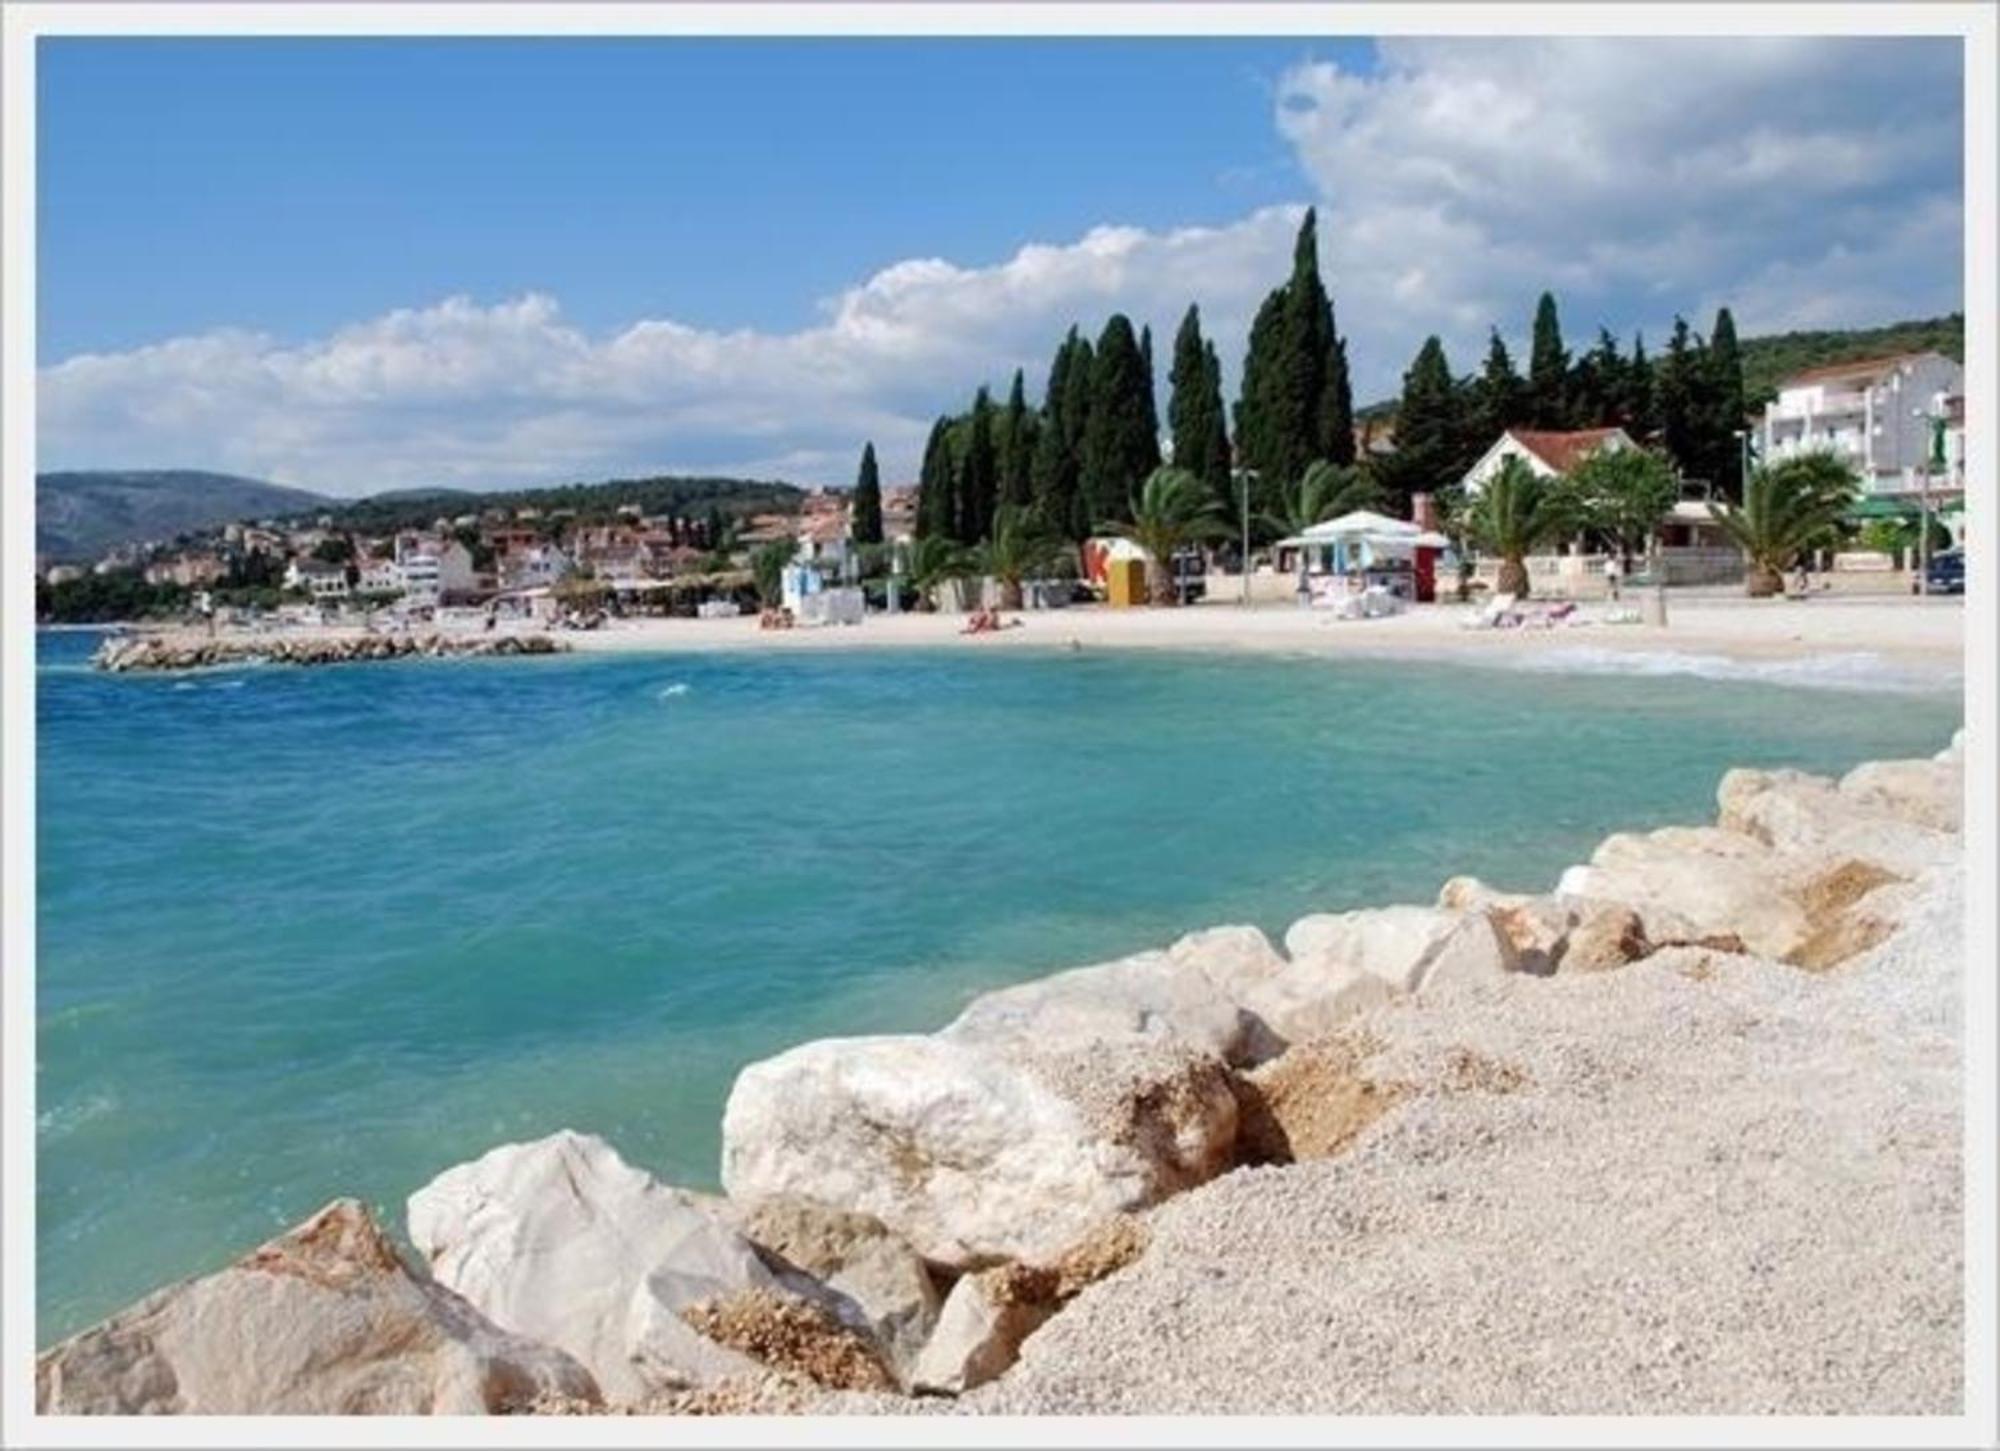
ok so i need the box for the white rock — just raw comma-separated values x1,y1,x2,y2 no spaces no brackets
406,1130,778,1401
942,945,1256,1064
910,1268,1057,1395
1236,957,1395,1054
720,1035,1236,1269
1561,826,1815,961
1839,757,1963,833
1718,768,1957,877
36,1199,598,1414
1284,905,1515,995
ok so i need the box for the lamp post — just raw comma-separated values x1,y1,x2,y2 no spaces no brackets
1912,400,1945,598
1732,428,1751,498
1237,468,1257,607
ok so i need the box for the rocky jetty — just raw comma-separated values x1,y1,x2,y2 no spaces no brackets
92,629,566,672
38,731,1967,1416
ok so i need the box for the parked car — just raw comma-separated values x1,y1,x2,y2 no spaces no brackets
1924,548,1964,595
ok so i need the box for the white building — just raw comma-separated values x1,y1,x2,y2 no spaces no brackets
357,557,405,595
500,543,570,592
284,558,350,599
1760,351,1964,499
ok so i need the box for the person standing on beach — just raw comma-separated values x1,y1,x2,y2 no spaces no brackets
1604,554,1623,601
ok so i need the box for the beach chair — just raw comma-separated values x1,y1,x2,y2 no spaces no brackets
1460,592,1517,629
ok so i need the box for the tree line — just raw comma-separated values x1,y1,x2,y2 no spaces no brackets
892,208,1356,550
1382,295,1749,508
867,208,1764,558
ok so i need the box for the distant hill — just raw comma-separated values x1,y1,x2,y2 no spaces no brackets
319,475,806,536
37,469,808,563
36,470,335,563
1736,313,1962,404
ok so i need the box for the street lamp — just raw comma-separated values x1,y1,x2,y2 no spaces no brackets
1237,468,1258,607
1911,400,1946,598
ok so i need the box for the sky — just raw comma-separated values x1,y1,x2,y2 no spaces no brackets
37,35,1964,496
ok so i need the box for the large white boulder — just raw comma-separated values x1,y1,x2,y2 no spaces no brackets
1283,905,1515,995
36,1199,598,1414
406,1131,782,1401
942,944,1257,1065
1838,757,1963,834
1718,768,1956,877
721,1035,1236,1269
1558,826,1819,961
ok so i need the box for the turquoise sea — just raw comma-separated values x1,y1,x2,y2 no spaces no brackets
35,628,1961,1341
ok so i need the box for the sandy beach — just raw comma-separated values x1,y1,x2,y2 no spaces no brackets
552,593,1966,682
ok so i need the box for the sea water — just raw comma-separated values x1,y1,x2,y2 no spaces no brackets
34,628,1961,1340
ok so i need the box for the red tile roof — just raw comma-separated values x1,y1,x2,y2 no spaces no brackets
1507,427,1627,475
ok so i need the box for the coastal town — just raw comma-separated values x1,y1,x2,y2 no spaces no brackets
38,338,1968,651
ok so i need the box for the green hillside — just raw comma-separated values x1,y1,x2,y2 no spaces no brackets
1737,313,1962,404
36,470,335,563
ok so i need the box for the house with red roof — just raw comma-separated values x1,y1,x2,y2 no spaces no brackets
1458,425,1638,496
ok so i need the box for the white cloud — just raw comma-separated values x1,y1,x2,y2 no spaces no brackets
39,210,1305,494
1277,36,1961,375
38,37,1960,495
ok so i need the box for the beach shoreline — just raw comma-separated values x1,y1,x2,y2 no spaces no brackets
87,595,1966,686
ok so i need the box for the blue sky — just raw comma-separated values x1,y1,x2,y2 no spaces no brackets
37,36,1963,494
39,38,1361,358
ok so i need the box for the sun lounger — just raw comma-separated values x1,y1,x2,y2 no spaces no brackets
1460,593,1518,630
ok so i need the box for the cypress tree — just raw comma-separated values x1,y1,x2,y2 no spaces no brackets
1138,323,1162,462
1528,292,1570,427
1569,328,1624,429
1202,342,1233,493
1080,315,1161,526
1319,330,1356,466
999,368,1034,509
1233,289,1286,507
956,388,998,544
1707,307,1747,497
1169,304,1233,514
915,415,954,540
851,441,884,544
1473,327,1526,443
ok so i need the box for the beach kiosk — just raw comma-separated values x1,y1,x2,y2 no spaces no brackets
1276,510,1453,604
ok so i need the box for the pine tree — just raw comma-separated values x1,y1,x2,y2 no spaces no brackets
1707,307,1747,498
1169,304,1233,515
1569,328,1624,429
1625,332,1657,440
1472,328,1526,443
1386,336,1466,504
1080,315,1161,526
851,441,884,544
915,415,954,540
1528,292,1570,427
1657,317,1706,481
955,388,998,544
998,369,1034,509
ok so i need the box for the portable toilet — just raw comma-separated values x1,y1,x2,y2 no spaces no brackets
1106,557,1148,608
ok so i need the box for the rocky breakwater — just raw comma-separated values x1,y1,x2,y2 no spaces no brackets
92,629,566,672
36,731,1966,1415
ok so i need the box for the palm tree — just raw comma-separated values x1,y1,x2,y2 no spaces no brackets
1100,467,1227,606
1259,460,1383,539
907,535,972,612
1461,455,1579,598
1712,452,1858,597
978,505,1068,610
